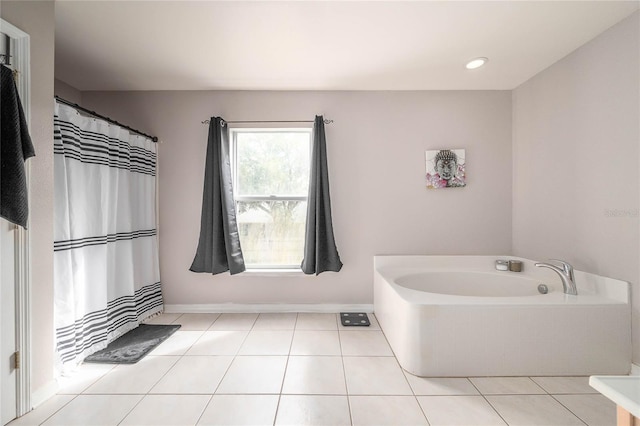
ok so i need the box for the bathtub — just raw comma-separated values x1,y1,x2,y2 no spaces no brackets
374,256,631,377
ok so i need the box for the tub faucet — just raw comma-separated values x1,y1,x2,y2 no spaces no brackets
534,260,578,295
550,258,575,282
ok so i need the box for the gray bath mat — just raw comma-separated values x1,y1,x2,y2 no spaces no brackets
84,324,181,364
340,312,370,326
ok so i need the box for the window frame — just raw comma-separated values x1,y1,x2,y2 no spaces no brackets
229,126,313,270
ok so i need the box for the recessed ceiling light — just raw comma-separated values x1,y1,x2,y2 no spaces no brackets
466,57,488,70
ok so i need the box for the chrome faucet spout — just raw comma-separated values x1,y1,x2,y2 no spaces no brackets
549,259,575,282
535,261,578,295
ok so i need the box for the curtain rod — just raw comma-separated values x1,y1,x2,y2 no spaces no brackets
54,96,159,143
201,119,334,126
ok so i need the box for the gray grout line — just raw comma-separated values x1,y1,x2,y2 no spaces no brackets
115,394,146,426
362,313,429,426
108,355,183,424
336,313,355,426
123,314,245,424
479,395,510,426
549,394,590,426
207,315,260,399
192,394,214,426
470,378,511,426
272,313,298,426
34,394,79,426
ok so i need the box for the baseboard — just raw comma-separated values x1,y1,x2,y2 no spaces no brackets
630,363,640,376
164,303,374,314
30,379,58,410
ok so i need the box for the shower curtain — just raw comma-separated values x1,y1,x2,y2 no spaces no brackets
53,101,162,369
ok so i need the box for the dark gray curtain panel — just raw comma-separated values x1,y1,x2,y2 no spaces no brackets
190,117,245,275
301,116,343,275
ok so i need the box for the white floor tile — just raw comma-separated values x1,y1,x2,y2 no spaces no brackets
418,396,506,426
238,330,293,355
83,355,179,394
530,376,597,394
338,313,380,331
197,395,279,426
150,356,233,394
143,313,182,324
343,356,412,395
174,313,221,331
8,395,75,426
405,376,479,395
553,394,616,426
253,313,298,330
41,394,143,426
186,331,249,356
282,356,347,395
487,395,584,425
38,312,612,426
290,330,341,356
296,313,338,330
339,330,393,356
119,394,210,426
216,356,288,394
275,395,351,426
150,330,204,356
209,313,258,330
470,377,546,395
350,395,429,426
56,363,115,394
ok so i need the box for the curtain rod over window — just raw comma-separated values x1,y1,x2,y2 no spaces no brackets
54,96,159,142
201,118,334,126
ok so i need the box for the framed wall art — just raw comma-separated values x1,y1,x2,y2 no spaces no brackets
426,149,466,189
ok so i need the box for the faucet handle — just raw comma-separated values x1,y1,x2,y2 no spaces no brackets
549,259,575,280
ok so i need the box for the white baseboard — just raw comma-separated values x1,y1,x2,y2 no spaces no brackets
630,363,640,376
164,303,374,314
30,379,58,410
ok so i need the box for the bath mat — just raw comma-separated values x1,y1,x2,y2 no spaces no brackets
84,324,181,364
340,312,370,326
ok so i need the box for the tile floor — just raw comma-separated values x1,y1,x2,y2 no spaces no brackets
9,313,615,426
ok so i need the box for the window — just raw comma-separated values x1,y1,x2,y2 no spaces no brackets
230,128,312,269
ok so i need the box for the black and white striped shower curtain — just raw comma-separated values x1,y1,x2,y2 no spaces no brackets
53,100,162,370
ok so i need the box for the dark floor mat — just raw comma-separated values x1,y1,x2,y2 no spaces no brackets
84,324,181,364
340,312,370,326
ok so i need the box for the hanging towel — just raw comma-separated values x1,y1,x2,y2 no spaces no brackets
1,64,35,228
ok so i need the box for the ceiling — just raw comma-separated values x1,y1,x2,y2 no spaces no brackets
55,1,639,91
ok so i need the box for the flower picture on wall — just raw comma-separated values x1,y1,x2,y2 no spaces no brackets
426,149,466,189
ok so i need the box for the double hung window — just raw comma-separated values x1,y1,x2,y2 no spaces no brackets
230,128,312,269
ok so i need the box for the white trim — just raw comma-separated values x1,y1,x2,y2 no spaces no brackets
229,127,313,269
236,196,307,202
0,18,31,417
14,225,29,416
241,269,308,277
630,363,640,376
29,380,57,410
164,303,374,314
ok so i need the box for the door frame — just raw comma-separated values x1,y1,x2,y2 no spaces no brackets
0,18,31,418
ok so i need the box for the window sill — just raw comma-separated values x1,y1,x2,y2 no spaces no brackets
243,268,308,277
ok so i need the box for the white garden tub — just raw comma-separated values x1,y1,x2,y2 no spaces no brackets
374,256,631,377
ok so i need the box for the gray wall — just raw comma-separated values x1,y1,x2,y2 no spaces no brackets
512,12,640,363
54,78,82,104
1,0,56,400
82,90,513,306
52,6,640,389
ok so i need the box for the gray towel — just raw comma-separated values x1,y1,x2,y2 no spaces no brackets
1,64,35,228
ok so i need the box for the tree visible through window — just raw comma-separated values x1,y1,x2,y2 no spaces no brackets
231,128,311,268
